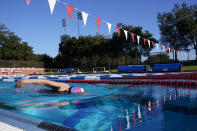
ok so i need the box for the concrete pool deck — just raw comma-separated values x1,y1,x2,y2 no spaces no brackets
0,109,76,131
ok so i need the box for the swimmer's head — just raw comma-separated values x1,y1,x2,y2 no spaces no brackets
71,87,85,94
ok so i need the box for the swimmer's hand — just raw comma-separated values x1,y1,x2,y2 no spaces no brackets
15,79,26,88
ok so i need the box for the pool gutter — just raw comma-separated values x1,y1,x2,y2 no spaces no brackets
0,109,76,131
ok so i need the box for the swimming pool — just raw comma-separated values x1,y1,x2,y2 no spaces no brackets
0,81,197,131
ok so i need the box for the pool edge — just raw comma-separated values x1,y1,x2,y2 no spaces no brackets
0,108,76,131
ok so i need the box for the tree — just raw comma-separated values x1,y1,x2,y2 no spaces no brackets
39,54,54,68
158,3,197,61
112,23,157,64
0,24,36,61
144,53,172,64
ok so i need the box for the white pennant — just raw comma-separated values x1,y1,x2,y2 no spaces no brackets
156,44,159,51
106,22,112,34
48,0,56,14
137,35,140,44
147,40,150,48
82,11,88,26
163,46,165,52
124,30,128,40
168,48,171,53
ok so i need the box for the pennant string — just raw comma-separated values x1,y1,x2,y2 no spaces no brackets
54,0,195,58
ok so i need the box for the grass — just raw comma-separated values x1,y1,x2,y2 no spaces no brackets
182,65,197,71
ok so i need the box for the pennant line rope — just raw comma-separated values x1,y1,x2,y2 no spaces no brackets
30,0,197,58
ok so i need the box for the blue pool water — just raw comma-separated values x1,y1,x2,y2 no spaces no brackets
0,81,197,131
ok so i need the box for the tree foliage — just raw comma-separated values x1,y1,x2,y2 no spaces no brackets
57,23,157,68
0,24,54,68
158,3,197,60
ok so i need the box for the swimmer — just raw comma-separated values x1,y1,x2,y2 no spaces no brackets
15,79,85,94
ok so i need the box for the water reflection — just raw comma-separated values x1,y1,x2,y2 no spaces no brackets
0,83,197,131
109,86,197,130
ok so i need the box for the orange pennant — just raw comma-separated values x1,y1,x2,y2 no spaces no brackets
116,27,120,37
66,4,74,20
152,42,155,47
26,0,30,6
131,33,135,44
144,38,146,45
160,44,163,51
96,18,101,30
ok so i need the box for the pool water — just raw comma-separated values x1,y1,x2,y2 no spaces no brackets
0,81,197,131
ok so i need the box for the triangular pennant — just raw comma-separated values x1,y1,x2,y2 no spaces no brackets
131,33,135,44
82,11,88,26
168,48,171,53
163,46,165,52
96,18,101,30
152,41,155,47
160,44,163,51
144,38,146,45
26,0,30,6
48,0,57,14
166,47,168,52
66,4,74,21
124,30,128,40
106,22,112,34
156,44,159,51
116,27,120,37
147,40,150,48
137,35,140,44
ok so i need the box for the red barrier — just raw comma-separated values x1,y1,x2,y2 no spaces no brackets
64,78,196,88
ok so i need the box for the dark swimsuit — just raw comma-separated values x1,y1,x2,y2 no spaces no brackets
67,86,74,93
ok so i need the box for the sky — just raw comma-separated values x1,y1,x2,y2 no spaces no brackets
0,0,196,59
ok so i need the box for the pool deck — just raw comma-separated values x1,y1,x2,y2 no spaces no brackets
0,109,75,131
0,121,24,131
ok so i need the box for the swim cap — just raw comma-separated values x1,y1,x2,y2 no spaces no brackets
71,87,85,94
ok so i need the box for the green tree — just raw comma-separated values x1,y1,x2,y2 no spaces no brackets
0,24,36,61
21,42,34,61
144,53,172,64
158,3,197,61
112,23,157,64
39,54,54,68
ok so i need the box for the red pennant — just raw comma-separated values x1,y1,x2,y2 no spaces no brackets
116,27,120,37
152,42,155,47
166,47,168,52
26,0,30,6
144,38,146,45
96,17,101,30
66,4,74,20
160,44,163,51
131,33,135,43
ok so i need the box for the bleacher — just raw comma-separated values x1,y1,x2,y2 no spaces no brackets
118,65,146,73
152,63,181,72
60,68,74,73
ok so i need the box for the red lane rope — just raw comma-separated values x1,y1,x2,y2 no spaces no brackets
66,80,197,87
121,72,197,80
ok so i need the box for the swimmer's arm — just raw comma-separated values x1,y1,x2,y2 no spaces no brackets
15,79,70,91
